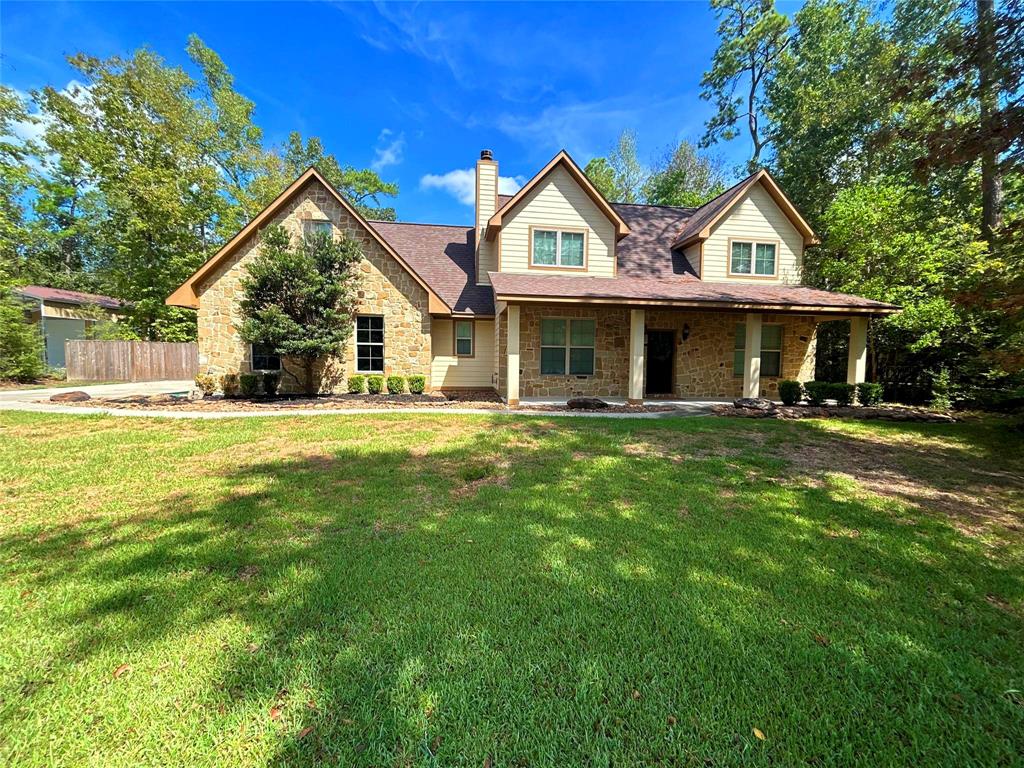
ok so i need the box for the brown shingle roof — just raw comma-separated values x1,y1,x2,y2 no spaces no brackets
611,203,699,278
14,285,128,310
488,272,898,314
367,221,494,315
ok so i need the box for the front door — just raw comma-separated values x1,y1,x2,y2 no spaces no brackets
645,330,675,395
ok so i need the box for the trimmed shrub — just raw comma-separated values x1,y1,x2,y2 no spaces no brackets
194,374,217,396
386,375,405,394
263,371,280,396
221,373,240,397
778,380,802,406
803,381,831,406
407,374,426,395
347,374,366,394
830,382,856,406
239,373,260,397
366,375,384,394
857,382,883,406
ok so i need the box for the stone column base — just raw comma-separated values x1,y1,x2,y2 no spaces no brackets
627,398,643,405
507,399,520,407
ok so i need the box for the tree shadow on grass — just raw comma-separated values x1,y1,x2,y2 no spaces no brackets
2,416,1023,766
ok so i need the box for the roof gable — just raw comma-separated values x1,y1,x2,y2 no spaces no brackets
167,167,448,313
485,150,630,241
671,169,817,249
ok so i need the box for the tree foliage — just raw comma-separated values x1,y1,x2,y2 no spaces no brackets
238,227,363,395
3,37,398,342
585,130,725,207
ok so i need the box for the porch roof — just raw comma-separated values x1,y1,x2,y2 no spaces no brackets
487,272,898,315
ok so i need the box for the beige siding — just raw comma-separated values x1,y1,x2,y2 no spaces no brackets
498,165,617,278
476,161,498,285
701,184,803,284
431,319,496,389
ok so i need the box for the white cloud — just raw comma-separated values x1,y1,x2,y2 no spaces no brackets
420,168,524,206
370,128,405,172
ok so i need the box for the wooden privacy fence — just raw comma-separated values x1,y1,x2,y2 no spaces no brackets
65,340,198,382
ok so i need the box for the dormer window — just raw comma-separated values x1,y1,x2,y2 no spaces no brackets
730,240,777,277
531,228,586,269
304,219,333,241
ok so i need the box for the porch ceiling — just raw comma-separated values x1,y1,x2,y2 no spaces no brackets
488,272,898,316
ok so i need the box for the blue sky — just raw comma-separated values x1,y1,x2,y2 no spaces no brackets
1,1,797,226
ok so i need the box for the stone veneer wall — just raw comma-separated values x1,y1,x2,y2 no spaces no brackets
196,179,432,394
644,311,816,399
497,305,816,400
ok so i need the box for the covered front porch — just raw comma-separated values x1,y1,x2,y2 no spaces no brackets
499,302,874,406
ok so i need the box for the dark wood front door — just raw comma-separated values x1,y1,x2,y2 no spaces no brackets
645,330,675,395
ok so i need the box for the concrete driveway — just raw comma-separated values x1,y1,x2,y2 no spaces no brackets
0,380,192,407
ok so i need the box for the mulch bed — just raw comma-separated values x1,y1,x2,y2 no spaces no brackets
713,402,957,422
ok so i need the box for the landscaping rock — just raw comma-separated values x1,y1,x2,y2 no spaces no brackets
733,397,775,411
567,397,610,410
188,389,205,401
50,390,90,402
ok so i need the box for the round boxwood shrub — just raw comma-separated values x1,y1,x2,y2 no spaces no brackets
386,375,406,394
830,382,856,406
366,375,384,395
407,374,426,395
347,374,366,394
778,380,802,406
262,371,280,396
803,381,830,406
239,372,260,397
856,381,883,406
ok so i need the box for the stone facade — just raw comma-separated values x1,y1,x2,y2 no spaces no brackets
195,179,432,393
644,310,816,399
497,305,816,400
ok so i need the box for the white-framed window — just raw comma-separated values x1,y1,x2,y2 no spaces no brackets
540,318,595,375
730,241,777,276
303,219,333,240
733,323,783,377
251,343,281,371
531,229,586,268
356,315,384,373
454,320,474,357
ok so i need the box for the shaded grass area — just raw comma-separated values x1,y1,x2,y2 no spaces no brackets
0,412,1021,766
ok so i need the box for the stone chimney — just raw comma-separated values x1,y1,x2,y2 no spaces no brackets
475,149,498,285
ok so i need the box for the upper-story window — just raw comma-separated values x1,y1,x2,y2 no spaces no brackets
730,240,777,277
304,219,333,241
531,228,586,269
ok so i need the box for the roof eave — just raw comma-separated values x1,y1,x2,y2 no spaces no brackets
492,292,898,315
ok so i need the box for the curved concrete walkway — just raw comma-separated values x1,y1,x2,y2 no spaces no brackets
0,381,719,420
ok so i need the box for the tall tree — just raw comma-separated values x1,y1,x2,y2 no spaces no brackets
248,133,399,222
644,140,727,207
583,130,646,203
586,132,725,207
238,226,363,395
700,0,790,170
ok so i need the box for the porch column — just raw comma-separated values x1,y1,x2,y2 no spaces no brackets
743,313,762,399
628,309,645,404
847,316,868,385
507,304,520,406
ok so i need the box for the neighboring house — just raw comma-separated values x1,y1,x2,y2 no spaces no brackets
14,285,128,368
168,149,896,401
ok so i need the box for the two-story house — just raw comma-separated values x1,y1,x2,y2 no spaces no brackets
167,149,896,402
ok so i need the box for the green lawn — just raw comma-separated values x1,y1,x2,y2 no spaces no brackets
1,412,1021,766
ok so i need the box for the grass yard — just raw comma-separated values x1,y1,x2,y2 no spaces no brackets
0,412,1022,766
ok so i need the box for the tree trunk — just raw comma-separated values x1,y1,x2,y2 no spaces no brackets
977,0,1003,243
304,359,316,396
